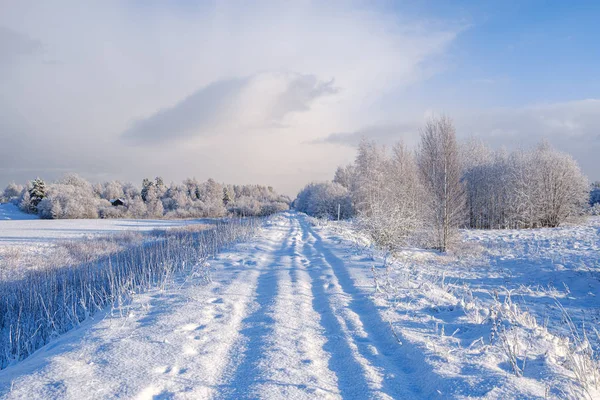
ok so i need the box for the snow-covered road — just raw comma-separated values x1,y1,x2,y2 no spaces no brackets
0,213,431,399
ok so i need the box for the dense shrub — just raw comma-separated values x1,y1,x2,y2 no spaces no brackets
295,182,352,220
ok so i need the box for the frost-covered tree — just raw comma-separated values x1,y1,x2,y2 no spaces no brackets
462,141,512,229
382,142,426,244
154,176,167,198
532,143,589,227
19,190,32,213
6,174,288,219
417,116,466,251
101,181,125,201
229,195,261,217
128,197,148,218
143,184,164,218
333,164,355,189
122,182,140,200
26,178,47,213
295,182,352,219
223,186,234,206
199,179,227,217
2,182,23,204
462,141,589,228
141,178,154,202
352,139,388,217
37,174,101,219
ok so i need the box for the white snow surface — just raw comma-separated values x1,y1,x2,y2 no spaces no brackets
0,212,598,399
0,203,38,221
0,203,209,246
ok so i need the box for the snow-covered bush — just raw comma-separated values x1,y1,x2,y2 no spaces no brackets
37,174,102,219
295,182,352,220
1,182,24,204
229,195,262,217
98,204,128,219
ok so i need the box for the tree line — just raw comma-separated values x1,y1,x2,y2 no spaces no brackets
1,175,290,219
295,115,592,252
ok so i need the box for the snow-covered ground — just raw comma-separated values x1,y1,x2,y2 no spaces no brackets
0,203,210,246
0,202,214,279
327,217,600,399
461,219,600,345
0,203,38,221
0,212,598,399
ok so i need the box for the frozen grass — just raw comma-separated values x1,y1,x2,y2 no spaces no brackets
0,218,260,369
322,216,600,398
0,224,214,280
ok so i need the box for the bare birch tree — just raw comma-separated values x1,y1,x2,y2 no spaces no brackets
417,116,466,251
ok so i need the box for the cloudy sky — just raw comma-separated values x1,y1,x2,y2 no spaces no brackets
1,1,598,195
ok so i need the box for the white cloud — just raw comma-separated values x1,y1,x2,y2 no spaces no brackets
0,1,460,194
122,72,338,144
315,124,421,147
0,26,41,66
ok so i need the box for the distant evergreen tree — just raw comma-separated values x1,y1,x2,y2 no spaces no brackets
141,178,154,202
28,177,46,213
223,187,233,206
19,190,32,213
154,176,167,198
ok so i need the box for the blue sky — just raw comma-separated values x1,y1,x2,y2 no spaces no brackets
0,1,598,194
390,0,600,107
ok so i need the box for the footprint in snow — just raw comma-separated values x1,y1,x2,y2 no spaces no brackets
177,323,200,332
183,345,198,356
154,366,172,374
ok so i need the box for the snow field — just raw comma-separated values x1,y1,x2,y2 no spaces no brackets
0,202,216,278
324,217,600,398
0,212,445,399
0,212,598,399
0,203,211,246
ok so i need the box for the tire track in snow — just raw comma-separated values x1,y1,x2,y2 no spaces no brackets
217,216,299,399
299,215,424,399
248,215,340,399
301,228,378,398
